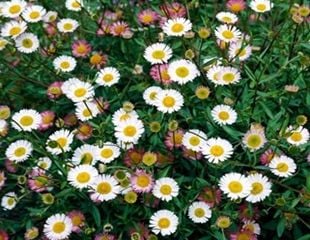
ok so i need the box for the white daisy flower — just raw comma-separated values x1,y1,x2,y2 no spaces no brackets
95,67,120,87
53,55,77,72
143,86,162,106
67,165,98,189
250,0,273,13
98,142,121,164
15,32,40,54
144,43,172,65
154,89,184,114
1,20,27,38
46,129,74,155
11,109,41,131
246,173,272,203
2,0,26,18
65,0,83,11
202,137,234,164
149,210,178,236
114,118,145,143
43,213,73,240
286,126,309,146
43,11,58,23
216,12,238,24
62,78,94,102
37,157,52,170
168,59,200,85
242,124,267,152
182,129,207,152
242,220,261,235
5,140,32,162
269,155,297,178
89,174,121,202
219,172,252,200
218,66,241,85
211,104,237,125
229,42,252,61
206,65,223,85
1,192,17,210
75,101,99,121
57,18,79,33
152,177,179,202
71,144,100,166
215,24,242,43
162,17,192,37
22,5,46,23
0,38,9,50
188,201,212,223
112,109,139,126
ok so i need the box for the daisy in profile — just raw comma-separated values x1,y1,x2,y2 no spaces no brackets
53,55,77,72
285,126,309,146
242,123,267,152
0,38,8,51
5,140,32,162
62,78,94,102
211,104,237,125
43,213,73,240
202,137,234,164
75,101,99,121
46,129,74,155
1,0,26,18
112,109,139,126
114,118,144,143
15,33,40,54
22,5,46,23
43,11,58,23
219,172,251,200
154,89,184,113
57,18,79,33
143,86,162,106
162,17,192,36
216,12,238,24
98,142,120,164
182,129,207,152
269,155,297,178
168,59,200,85
65,0,83,11
250,0,273,13
130,169,154,193
71,144,100,165
188,201,212,223
242,220,261,235
206,65,223,85
152,177,179,202
95,67,120,87
1,20,27,38
218,66,241,85
67,165,98,189
215,24,242,43
246,173,272,203
12,109,41,131
144,43,172,65
149,209,178,236
1,192,17,210
37,157,52,170
89,174,120,202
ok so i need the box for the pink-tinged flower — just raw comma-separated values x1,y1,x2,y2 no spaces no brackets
230,230,257,240
156,152,174,165
0,230,9,240
72,40,92,58
47,81,63,99
198,187,222,208
150,64,172,85
28,168,50,192
239,204,259,221
226,0,246,13
182,147,203,160
104,10,119,22
130,169,154,193
5,159,18,173
67,210,85,233
90,52,108,69
97,22,111,36
164,129,184,150
110,21,131,37
75,123,93,140
44,23,57,37
39,111,55,131
129,223,150,240
64,113,78,127
138,9,159,25
92,97,109,114
124,148,144,167
94,233,116,240
0,171,6,190
0,120,9,137
161,2,187,18
25,227,39,240
260,149,275,165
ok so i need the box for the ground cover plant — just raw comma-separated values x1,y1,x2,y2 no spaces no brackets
0,0,309,239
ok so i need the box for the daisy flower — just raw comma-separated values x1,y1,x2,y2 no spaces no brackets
22,5,46,23
242,220,261,235
89,175,121,202
229,41,252,61
0,119,8,137
112,109,139,126
286,126,309,146
143,86,162,106
250,0,273,13
15,33,40,54
5,140,32,162
269,155,297,178
53,56,77,72
211,104,237,125
0,38,8,51
216,12,238,24
43,11,58,23
72,39,91,58
57,18,79,33
1,192,17,210
162,17,192,36
67,210,85,233
98,142,120,164
11,109,41,131
110,21,131,37
1,20,27,38
182,129,207,152
202,137,234,164
62,78,94,102
152,177,179,202
219,172,252,200
130,169,154,193
2,0,26,18
95,67,120,87
114,118,145,143
46,129,74,155
188,201,212,223
168,59,200,85
67,165,98,189
226,0,246,13
65,0,83,11
138,9,159,25
39,110,55,131
154,89,184,113
37,157,52,170
144,43,172,65
164,129,184,150
75,101,99,121
71,144,100,166
218,66,241,85
246,173,272,203
230,230,257,240
150,64,172,85
206,65,223,85
149,210,178,236
215,24,242,43
43,213,73,240
242,123,267,151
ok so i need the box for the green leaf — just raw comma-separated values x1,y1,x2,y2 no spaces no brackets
297,234,310,240
277,218,286,237
90,205,101,228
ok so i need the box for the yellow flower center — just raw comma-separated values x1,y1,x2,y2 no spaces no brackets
20,115,34,126
152,50,165,60
230,3,243,12
228,181,243,193
276,162,289,173
72,1,81,8
222,16,232,23
0,40,7,48
251,182,264,195
82,109,92,117
81,153,93,164
63,23,73,31
256,4,267,11
194,208,205,218
141,14,153,24
236,48,247,57
9,5,21,14
9,27,21,36
102,73,114,82
90,54,102,65
210,145,224,157
60,61,70,69
74,88,87,97
76,44,87,54
158,218,170,229
218,111,229,120
142,152,157,166
216,217,231,228
237,233,251,240
123,125,137,137
161,69,170,81
97,182,112,194
222,73,235,83
160,184,172,195
136,175,150,188
247,134,262,148
52,222,65,234
39,162,48,169
22,38,33,48
162,96,175,108
14,147,26,157
101,148,113,158
149,92,157,100
222,30,234,39
7,197,15,206
29,11,40,19
175,66,189,78
298,7,310,17
290,132,302,142
173,133,183,144
56,137,67,148
71,216,82,226
189,136,200,146
76,171,90,183
171,23,184,33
